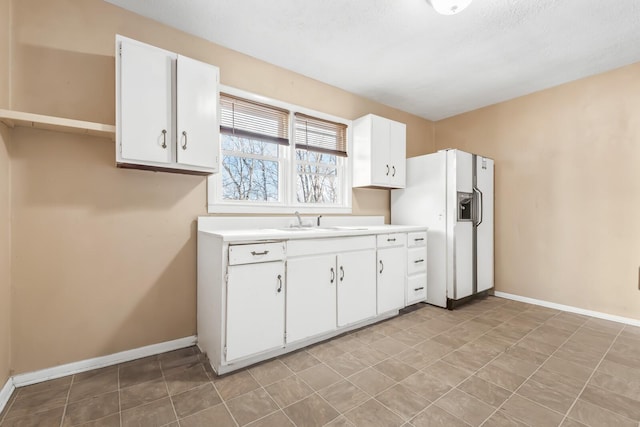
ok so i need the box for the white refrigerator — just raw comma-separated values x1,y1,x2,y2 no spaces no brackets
391,149,494,309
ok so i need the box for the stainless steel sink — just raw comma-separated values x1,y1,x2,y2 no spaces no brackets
324,226,370,231
275,227,326,232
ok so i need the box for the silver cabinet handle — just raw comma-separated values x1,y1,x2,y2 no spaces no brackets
379,260,384,274
386,165,390,176
276,274,282,293
414,238,425,242
339,266,344,282
392,166,396,177
387,238,396,242
182,131,187,150
414,287,425,291
161,129,167,149
414,259,425,264
251,250,269,256
330,267,335,284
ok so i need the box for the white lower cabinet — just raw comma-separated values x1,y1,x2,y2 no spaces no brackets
286,254,337,343
377,234,407,313
286,237,377,344
198,225,427,375
337,250,377,327
225,261,285,362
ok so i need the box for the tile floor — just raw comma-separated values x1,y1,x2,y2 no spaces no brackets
1,296,639,427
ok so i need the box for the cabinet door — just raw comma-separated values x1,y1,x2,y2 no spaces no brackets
176,55,220,171
370,116,391,186
226,261,285,361
286,255,337,343
389,121,406,188
377,247,406,313
119,40,174,164
337,249,377,327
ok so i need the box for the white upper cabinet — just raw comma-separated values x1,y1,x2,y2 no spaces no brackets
119,40,174,165
176,55,219,171
116,36,220,175
352,114,406,188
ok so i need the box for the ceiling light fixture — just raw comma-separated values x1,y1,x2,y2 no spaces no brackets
427,0,473,15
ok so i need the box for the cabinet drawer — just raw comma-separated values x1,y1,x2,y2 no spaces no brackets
407,247,427,275
407,231,427,248
376,233,406,248
228,242,286,265
407,274,427,305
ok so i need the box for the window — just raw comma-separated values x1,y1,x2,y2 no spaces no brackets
208,86,352,214
294,113,347,205
219,94,288,202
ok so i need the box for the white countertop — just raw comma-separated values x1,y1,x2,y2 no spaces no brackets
199,224,427,243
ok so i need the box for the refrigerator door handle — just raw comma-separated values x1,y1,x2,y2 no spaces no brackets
473,187,484,226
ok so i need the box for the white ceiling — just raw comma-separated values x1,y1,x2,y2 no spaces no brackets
105,0,640,120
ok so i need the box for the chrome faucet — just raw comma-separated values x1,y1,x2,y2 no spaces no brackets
294,211,304,227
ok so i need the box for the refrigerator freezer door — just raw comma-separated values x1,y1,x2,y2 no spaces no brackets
476,157,494,292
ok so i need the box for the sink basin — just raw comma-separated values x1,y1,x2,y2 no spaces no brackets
265,226,370,233
275,227,327,232
324,226,370,231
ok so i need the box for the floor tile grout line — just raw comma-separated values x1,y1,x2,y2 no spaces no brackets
335,300,521,424
58,374,75,427
244,367,298,427
408,309,530,424
159,358,190,427
558,326,628,426
478,314,599,426
411,304,567,426
117,365,122,427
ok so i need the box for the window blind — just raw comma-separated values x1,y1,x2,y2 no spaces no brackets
294,113,348,157
220,93,290,145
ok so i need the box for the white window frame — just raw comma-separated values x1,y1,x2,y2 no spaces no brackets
208,85,352,214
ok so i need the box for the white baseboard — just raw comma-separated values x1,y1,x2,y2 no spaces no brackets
494,291,640,327
0,376,15,416
12,335,197,388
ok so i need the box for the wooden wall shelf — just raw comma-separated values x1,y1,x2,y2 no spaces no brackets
0,109,116,140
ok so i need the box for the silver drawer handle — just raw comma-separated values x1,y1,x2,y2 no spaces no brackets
414,287,425,291
387,238,396,242
414,259,425,263
414,238,425,242
251,250,269,256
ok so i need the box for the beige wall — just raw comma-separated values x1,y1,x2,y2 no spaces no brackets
435,62,640,321
0,0,12,386
8,0,434,373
